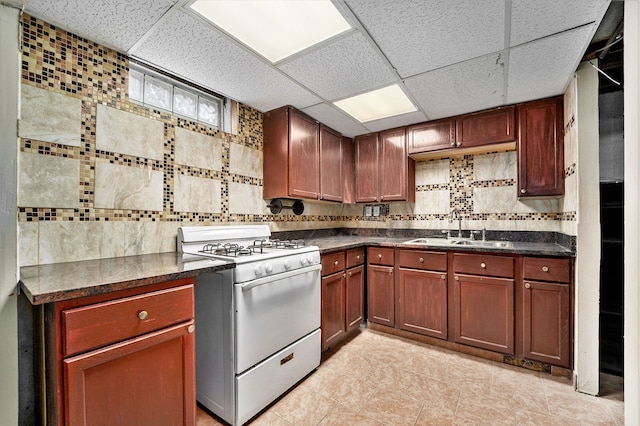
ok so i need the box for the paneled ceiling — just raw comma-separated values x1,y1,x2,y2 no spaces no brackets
14,0,611,137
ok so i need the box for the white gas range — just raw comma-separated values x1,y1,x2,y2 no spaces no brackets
178,225,321,425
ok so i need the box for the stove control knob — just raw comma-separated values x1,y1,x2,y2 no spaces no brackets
265,263,273,274
254,264,265,277
284,259,292,270
300,256,308,266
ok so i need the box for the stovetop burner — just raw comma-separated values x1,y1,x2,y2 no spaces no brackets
198,239,307,258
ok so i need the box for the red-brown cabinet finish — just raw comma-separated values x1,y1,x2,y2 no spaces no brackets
407,119,455,153
517,96,564,198
263,106,319,200
355,133,379,202
379,127,415,202
321,271,346,350
456,106,516,147
398,268,448,339
453,274,515,354
346,264,365,332
64,321,195,426
342,137,355,204
367,247,395,326
320,124,343,202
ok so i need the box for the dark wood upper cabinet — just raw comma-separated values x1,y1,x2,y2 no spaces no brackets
355,133,379,203
263,106,319,200
319,124,343,202
342,137,355,204
456,106,516,147
517,96,564,198
355,129,415,203
407,119,455,153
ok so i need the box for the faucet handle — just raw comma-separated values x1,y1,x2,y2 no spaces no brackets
470,230,481,240
441,229,451,239
482,227,487,241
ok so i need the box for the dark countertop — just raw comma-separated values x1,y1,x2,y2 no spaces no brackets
305,235,574,257
19,252,235,305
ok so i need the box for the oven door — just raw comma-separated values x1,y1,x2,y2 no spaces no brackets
234,263,321,374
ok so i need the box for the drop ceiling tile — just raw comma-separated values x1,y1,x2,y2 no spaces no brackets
278,32,397,100
404,53,505,120
23,0,177,52
130,10,320,112
510,0,609,46
363,110,428,133
345,0,505,78
301,104,370,138
507,25,594,104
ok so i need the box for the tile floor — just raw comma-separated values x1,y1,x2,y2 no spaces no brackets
196,329,624,426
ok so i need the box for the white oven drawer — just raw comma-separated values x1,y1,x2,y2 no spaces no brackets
235,329,320,425
234,264,321,373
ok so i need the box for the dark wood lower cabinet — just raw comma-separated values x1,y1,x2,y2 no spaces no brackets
321,272,346,350
345,265,364,332
64,321,195,425
522,280,570,367
397,268,447,339
367,264,395,327
453,274,515,354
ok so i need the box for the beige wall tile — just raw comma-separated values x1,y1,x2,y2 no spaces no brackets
96,104,164,160
415,159,449,185
415,189,449,214
124,221,180,256
94,160,164,211
39,221,125,264
173,174,221,213
174,127,223,171
473,187,517,213
229,182,267,214
18,222,38,267
474,152,516,181
20,85,82,147
18,152,79,208
229,142,262,178
517,197,560,214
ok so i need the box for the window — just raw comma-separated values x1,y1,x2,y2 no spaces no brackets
128,64,223,129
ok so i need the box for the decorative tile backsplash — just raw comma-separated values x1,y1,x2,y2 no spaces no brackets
17,14,576,266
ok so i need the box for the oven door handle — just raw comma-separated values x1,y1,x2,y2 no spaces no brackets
239,263,321,292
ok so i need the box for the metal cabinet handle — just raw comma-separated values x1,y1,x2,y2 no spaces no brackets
378,254,382,259
343,273,346,278
419,257,424,263
138,310,148,320
188,324,195,334
480,262,486,268
334,260,339,266
348,271,352,277
525,282,531,289
356,255,361,260
454,276,459,281
521,189,527,194
542,266,549,272
441,275,446,280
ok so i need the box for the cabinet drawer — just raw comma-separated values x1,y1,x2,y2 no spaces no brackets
397,249,447,271
322,251,345,276
62,284,194,357
453,253,514,278
367,247,394,266
346,248,365,268
523,257,571,283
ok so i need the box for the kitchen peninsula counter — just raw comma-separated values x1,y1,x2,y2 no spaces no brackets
19,252,235,305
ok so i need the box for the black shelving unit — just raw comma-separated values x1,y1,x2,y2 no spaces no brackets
599,181,624,376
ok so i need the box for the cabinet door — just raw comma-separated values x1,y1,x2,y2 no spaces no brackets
379,127,408,201
342,137,355,204
367,264,395,326
522,280,570,367
453,274,514,354
355,133,379,202
517,97,564,197
346,265,364,332
321,272,346,351
64,321,195,426
288,108,319,199
407,119,455,153
456,106,515,147
320,125,343,202
398,268,447,339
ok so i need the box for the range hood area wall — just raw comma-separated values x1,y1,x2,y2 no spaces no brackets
17,15,577,267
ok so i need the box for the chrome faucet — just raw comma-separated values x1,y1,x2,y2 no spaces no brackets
449,209,462,238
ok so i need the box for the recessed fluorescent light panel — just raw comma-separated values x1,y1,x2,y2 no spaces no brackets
334,85,418,123
190,0,351,63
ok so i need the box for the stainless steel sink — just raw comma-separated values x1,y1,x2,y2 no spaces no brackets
403,238,458,246
403,238,515,249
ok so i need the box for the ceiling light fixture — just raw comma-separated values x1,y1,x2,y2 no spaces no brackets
189,0,351,63
333,84,418,123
